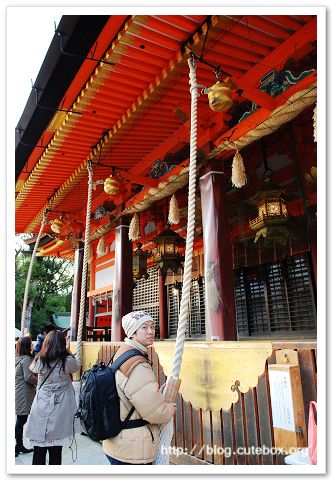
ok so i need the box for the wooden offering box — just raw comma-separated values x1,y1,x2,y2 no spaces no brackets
268,350,307,454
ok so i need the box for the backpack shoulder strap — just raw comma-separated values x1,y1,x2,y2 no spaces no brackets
111,348,150,430
120,357,148,378
110,348,147,373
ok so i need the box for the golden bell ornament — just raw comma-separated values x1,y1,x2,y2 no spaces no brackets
208,81,233,113
50,217,64,234
104,175,121,196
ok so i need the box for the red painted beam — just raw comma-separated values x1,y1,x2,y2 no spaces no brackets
235,81,277,110
129,120,191,176
120,171,159,187
238,17,317,86
212,68,317,158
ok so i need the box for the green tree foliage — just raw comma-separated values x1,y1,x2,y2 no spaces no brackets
15,248,74,338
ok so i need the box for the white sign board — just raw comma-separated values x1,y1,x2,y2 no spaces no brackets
95,265,114,289
268,369,295,432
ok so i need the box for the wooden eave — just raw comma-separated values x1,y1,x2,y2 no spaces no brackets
15,14,317,258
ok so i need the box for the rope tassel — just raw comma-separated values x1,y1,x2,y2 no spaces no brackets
231,149,247,188
97,236,106,256
129,213,140,241
168,194,180,225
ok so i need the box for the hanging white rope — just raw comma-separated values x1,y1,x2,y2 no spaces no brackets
20,212,48,336
153,55,200,465
75,162,94,365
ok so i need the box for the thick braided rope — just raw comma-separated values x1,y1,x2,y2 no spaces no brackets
75,163,93,365
153,57,199,465
209,84,317,157
20,212,48,336
171,57,199,379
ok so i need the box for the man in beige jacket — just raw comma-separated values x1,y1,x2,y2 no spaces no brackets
102,311,176,465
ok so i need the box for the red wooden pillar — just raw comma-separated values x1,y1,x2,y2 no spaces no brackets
199,171,237,340
158,270,168,339
70,242,84,341
111,217,133,341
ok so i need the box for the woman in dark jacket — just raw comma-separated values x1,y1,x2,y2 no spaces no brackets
15,336,37,456
24,330,80,465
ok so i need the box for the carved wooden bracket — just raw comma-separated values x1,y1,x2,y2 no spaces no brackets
154,341,273,411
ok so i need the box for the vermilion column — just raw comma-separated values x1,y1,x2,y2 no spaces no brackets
70,242,84,341
111,218,133,341
199,171,237,340
158,270,168,339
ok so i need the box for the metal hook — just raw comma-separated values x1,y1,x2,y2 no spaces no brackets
214,67,222,82
56,29,115,67
87,160,93,172
31,86,82,116
189,51,196,68
16,128,47,149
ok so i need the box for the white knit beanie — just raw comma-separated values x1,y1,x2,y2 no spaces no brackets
122,311,154,338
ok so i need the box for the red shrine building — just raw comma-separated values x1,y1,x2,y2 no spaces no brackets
15,13,322,466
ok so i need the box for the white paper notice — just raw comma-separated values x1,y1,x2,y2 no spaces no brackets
268,369,295,431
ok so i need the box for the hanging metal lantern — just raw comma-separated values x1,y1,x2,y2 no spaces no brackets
50,217,64,234
153,228,185,274
104,175,121,196
133,242,152,280
249,179,290,244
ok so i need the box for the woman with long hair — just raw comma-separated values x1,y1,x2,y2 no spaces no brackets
24,330,80,465
15,336,37,457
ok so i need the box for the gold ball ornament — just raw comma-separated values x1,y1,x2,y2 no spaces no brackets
50,218,64,234
104,176,121,196
208,81,233,113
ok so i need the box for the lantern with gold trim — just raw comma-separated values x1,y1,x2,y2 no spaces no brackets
249,179,290,244
153,228,185,274
133,242,153,280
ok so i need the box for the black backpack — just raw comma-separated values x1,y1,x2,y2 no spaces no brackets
76,349,149,441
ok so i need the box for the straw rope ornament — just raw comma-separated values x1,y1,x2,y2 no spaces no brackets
231,149,247,188
209,84,317,157
128,213,140,241
168,194,180,225
96,236,107,256
20,212,49,336
153,55,201,465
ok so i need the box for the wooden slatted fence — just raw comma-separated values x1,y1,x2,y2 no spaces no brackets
96,341,317,465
